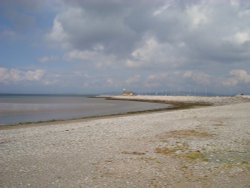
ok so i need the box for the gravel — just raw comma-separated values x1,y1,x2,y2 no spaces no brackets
0,96,250,187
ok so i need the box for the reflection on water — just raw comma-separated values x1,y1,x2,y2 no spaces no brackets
0,95,170,125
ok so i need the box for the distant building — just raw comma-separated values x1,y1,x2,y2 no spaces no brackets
122,90,135,96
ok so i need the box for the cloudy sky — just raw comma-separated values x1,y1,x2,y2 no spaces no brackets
0,0,250,95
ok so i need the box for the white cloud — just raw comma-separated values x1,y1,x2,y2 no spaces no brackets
0,67,10,83
126,37,160,68
38,56,59,63
131,37,159,61
66,50,99,61
233,32,250,44
186,5,210,28
183,71,211,85
153,1,174,16
25,70,45,81
225,30,250,45
223,69,250,86
126,37,185,68
0,67,45,84
65,49,117,67
230,69,250,82
47,19,69,48
230,0,240,7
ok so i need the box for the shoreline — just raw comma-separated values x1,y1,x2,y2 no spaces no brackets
2,95,250,130
109,95,250,105
0,96,212,130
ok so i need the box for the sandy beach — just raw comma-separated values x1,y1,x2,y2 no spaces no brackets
1,96,250,187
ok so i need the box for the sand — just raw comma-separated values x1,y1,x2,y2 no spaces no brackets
0,96,250,187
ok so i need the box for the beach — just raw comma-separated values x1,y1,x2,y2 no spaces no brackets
1,96,250,187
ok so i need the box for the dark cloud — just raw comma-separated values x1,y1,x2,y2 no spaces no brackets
44,0,250,94
49,0,249,60
2,0,249,94
48,0,169,56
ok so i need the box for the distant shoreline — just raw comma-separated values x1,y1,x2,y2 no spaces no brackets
0,96,169,127
0,96,212,130
1,95,250,130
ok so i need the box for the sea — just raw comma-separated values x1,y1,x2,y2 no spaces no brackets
0,94,171,125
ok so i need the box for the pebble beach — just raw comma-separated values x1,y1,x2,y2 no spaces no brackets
1,96,250,187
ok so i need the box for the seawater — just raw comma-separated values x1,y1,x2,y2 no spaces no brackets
0,95,171,125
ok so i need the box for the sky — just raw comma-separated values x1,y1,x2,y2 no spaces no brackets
0,0,250,95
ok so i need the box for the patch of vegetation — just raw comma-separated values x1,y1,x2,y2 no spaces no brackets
140,156,157,161
183,151,208,161
213,122,225,126
155,144,208,161
121,151,146,155
158,129,214,140
155,147,178,155
155,143,189,155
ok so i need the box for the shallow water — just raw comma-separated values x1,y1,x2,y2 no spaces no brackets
0,95,171,125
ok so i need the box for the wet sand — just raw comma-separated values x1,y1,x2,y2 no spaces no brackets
0,96,250,187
